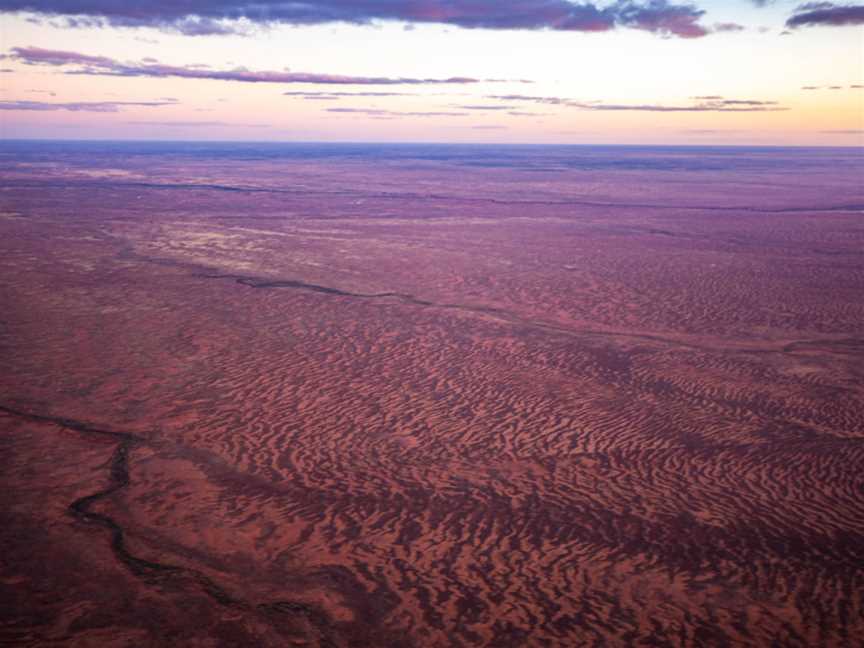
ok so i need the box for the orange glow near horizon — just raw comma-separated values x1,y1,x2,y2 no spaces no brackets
0,7,861,146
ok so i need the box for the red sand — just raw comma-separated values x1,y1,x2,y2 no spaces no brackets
1,144,863,646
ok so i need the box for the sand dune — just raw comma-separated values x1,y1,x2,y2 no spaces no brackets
1,143,862,646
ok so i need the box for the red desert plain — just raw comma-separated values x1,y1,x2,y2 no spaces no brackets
1,141,863,647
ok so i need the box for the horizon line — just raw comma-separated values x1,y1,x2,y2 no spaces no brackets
1,137,862,150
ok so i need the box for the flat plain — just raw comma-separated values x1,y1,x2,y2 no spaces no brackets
1,142,863,647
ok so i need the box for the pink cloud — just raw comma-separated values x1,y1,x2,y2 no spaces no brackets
7,46,485,85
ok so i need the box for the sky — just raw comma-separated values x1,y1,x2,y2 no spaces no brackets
0,1,862,145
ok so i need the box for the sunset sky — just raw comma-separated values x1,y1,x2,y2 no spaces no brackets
0,1,861,145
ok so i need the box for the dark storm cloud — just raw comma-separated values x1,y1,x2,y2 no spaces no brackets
786,3,864,28
0,1,712,38
6,46,483,85
0,99,175,111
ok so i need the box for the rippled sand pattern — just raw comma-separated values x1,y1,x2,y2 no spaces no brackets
1,143,863,647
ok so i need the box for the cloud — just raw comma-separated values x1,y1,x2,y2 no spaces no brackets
283,91,415,97
786,3,864,29
713,99,780,105
0,99,176,111
17,11,251,36
326,107,469,117
471,125,508,129
682,129,747,134
612,1,709,37
303,98,547,118
712,22,745,32
486,94,787,112
585,101,784,112
127,120,269,127
820,129,863,134
4,47,115,67
486,94,573,105
456,104,517,110
0,1,712,38
803,84,860,90
6,46,484,85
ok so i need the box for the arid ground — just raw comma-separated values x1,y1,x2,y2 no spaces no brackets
1,142,863,647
